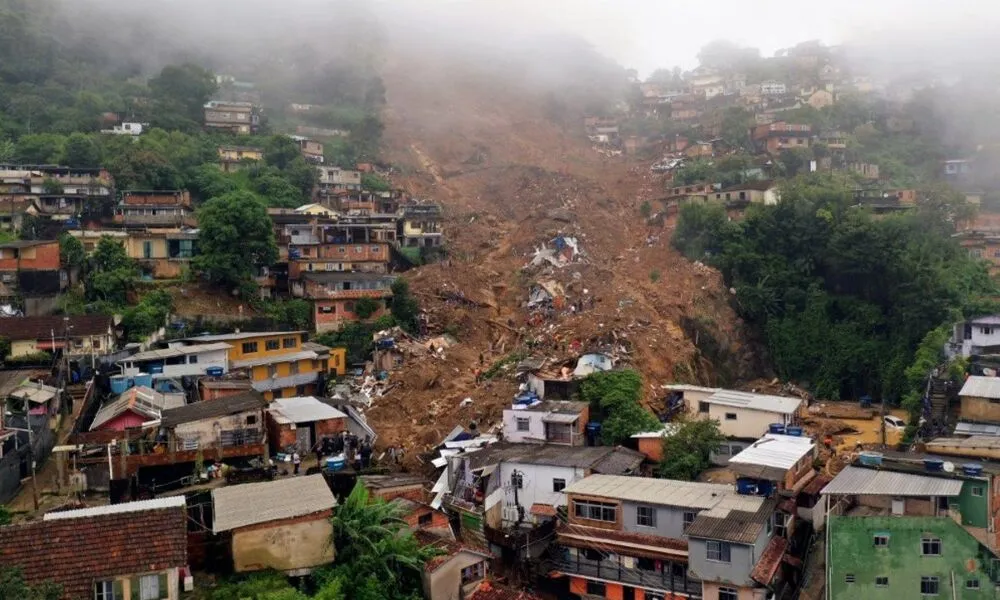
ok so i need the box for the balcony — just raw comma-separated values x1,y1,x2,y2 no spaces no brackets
116,214,197,228
552,555,702,598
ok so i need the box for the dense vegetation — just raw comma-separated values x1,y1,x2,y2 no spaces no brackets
579,370,662,444
673,175,996,404
656,419,725,481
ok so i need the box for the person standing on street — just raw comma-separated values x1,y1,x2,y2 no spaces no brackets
292,451,301,475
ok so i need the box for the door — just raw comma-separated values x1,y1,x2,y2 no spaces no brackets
295,424,312,452
891,497,904,515
622,587,636,600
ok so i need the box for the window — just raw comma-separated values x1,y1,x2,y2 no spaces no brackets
921,576,939,595
982,326,994,335
93,339,101,350
699,401,710,413
242,342,258,354
683,511,696,531
967,578,981,590
136,574,167,600
290,361,299,375
707,540,731,563
511,472,523,489
515,417,530,432
94,581,122,600
585,581,606,596
268,364,278,378
637,557,657,571
774,511,787,537
873,534,890,548
355,246,363,253
266,339,280,351
283,337,298,349
636,505,656,527
296,384,307,395
845,574,855,584
418,512,434,526
188,354,198,364
574,500,617,522
725,412,737,421
246,415,257,425
718,587,738,600
461,561,486,585
921,537,941,556
875,576,889,587
272,389,283,399
972,486,984,497
552,478,566,492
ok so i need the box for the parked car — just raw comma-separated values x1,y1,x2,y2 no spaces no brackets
883,415,906,429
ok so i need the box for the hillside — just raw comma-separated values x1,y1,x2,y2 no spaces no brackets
364,40,762,452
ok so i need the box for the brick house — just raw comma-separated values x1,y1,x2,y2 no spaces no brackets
362,474,430,503
750,121,812,154
0,497,189,600
0,240,64,313
266,396,348,452
117,190,195,229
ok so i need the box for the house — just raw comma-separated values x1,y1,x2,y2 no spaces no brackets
760,80,787,96
0,497,189,600
400,204,444,249
944,159,973,179
198,374,254,401
666,182,717,198
100,121,145,136
679,386,804,462
805,89,835,109
0,240,65,314
0,197,40,233
295,203,338,218
118,340,231,378
117,190,196,229
6,380,61,419
218,146,263,172
955,232,1000,275
630,425,678,462
2,314,116,358
290,135,324,163
712,180,781,207
727,433,817,494
70,229,198,279
848,162,880,180
502,399,589,446
957,376,1000,424
819,130,848,150
180,331,341,400
443,443,645,538
822,454,1000,599
266,396,348,453
161,391,267,450
750,122,812,154
317,166,363,194
948,315,1000,358
203,101,260,135
212,474,337,573
552,474,788,600
90,386,186,432
296,272,396,333
417,530,494,600
362,473,430,502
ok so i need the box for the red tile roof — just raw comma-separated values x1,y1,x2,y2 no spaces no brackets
0,499,187,600
414,529,491,573
466,581,544,600
0,314,113,341
529,503,557,517
750,535,788,586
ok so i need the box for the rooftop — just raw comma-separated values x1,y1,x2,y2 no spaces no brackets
181,330,305,343
416,530,491,573
91,386,186,430
212,474,336,532
462,443,644,474
685,495,775,544
704,389,802,415
231,349,319,369
0,314,113,340
821,465,964,497
0,239,57,249
718,180,778,193
728,434,815,470
124,341,232,362
44,496,185,520
268,396,347,425
361,474,428,490
959,376,1000,399
161,391,266,428
927,437,1000,453
562,474,732,509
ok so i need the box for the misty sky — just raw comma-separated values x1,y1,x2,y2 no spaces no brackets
429,0,997,75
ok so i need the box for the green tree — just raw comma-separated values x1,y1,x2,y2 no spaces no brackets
361,173,391,192
58,233,85,269
672,203,729,259
655,419,725,480
0,505,10,525
353,297,380,320
61,132,100,168
264,135,303,170
389,279,420,334
87,236,137,306
14,134,65,164
0,566,62,600
580,370,661,445
194,190,278,292
148,64,217,130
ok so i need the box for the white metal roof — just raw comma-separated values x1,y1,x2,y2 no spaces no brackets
631,424,681,439
125,342,232,362
181,331,305,343
10,382,59,404
959,376,1000,400
268,396,347,424
728,434,815,470
562,474,732,509
212,475,336,532
231,349,318,369
704,389,802,414
44,496,185,520
91,386,186,430
954,422,1000,437
821,465,964,497
661,384,721,394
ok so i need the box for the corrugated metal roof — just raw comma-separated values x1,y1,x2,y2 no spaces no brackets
161,391,266,427
705,390,802,414
631,424,680,439
820,465,963,497
728,434,815,470
685,496,775,544
662,384,721,394
44,496,185,520
462,443,643,474
268,396,346,424
562,474,732,509
927,437,1000,451
212,475,336,532
954,422,1000,437
959,376,1000,399
91,387,186,430
10,382,59,404
126,342,232,362
231,349,319,369
181,331,305,343
251,372,321,392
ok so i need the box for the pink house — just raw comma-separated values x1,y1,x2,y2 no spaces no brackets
90,386,186,432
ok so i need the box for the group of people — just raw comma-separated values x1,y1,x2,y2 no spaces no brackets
283,433,406,475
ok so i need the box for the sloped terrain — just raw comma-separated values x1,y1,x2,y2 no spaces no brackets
366,41,763,455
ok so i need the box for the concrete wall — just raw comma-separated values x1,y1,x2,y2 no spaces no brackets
10,332,113,358
701,581,766,600
688,528,769,588
498,462,582,524
687,401,793,440
960,395,1000,423
121,348,228,378
424,551,488,600
173,410,261,447
828,515,993,600
621,500,692,539
232,514,334,573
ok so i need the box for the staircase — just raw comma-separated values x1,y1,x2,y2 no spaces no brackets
66,380,92,423
927,378,950,423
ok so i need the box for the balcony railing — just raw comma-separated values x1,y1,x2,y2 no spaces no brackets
552,556,702,598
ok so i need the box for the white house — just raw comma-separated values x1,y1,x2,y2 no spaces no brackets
760,81,787,96
684,388,803,441
118,341,231,378
947,314,1000,358
502,399,589,445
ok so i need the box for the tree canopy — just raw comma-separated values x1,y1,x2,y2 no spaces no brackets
193,190,278,292
579,370,661,444
656,419,725,481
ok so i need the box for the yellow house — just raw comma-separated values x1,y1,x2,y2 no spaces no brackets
218,146,264,173
70,230,196,279
295,204,339,219
182,331,346,400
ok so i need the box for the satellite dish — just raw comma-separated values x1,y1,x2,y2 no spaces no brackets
944,462,955,473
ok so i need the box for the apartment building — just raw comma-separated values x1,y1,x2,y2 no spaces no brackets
203,101,260,135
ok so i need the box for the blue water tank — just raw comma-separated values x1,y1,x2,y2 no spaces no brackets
133,373,153,388
326,456,346,471
756,480,775,497
786,426,803,437
110,375,129,395
963,463,984,477
860,395,873,408
924,459,945,472
736,478,758,495
205,366,224,377
859,451,883,466
147,364,164,374
768,423,786,434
